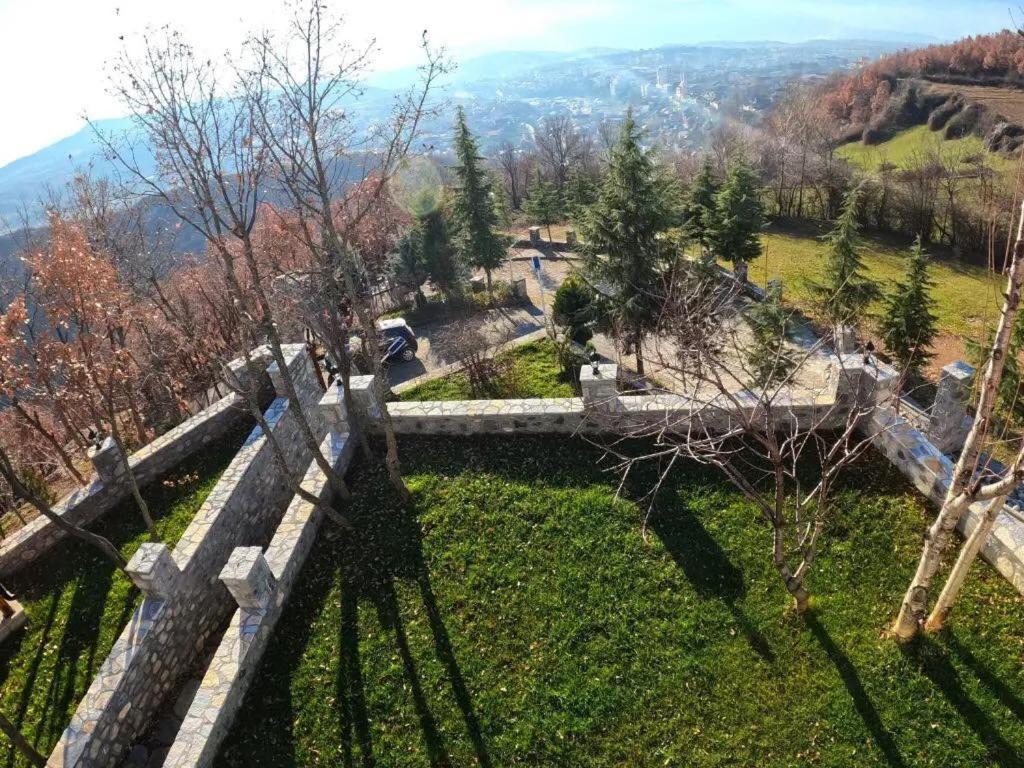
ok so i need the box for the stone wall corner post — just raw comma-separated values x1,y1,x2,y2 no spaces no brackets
529,226,541,247
349,374,384,424
580,363,619,405
565,229,578,249
126,543,182,601
318,383,350,434
834,324,857,355
89,437,125,486
220,547,276,612
928,360,975,454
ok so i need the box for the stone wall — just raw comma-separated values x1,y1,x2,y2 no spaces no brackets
0,357,274,577
47,345,324,768
163,429,356,768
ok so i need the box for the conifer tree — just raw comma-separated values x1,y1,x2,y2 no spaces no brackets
879,236,938,376
813,185,880,325
745,281,795,387
581,111,676,376
450,108,506,297
563,168,599,225
525,172,562,243
708,162,763,278
418,209,465,301
681,159,720,260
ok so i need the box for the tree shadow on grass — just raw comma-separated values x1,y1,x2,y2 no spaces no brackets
944,631,1024,723
337,483,493,768
902,637,1024,767
649,505,774,662
805,613,908,768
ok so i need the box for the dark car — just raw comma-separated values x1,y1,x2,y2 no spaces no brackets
349,318,419,369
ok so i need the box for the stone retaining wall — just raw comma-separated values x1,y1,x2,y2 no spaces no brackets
0,358,274,577
47,346,324,768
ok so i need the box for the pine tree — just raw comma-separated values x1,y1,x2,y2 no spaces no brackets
681,159,720,260
580,110,676,376
745,281,795,387
708,162,763,278
879,236,938,376
418,209,465,301
813,185,880,325
450,108,506,297
524,173,563,243
553,274,596,344
563,169,599,226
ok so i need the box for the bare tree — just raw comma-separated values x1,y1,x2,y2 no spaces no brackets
535,115,585,191
589,265,879,613
95,26,354,526
242,1,447,500
892,200,1024,639
495,141,528,211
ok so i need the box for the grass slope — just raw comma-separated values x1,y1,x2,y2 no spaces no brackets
755,222,1005,340
0,422,251,766
219,436,1024,768
398,339,577,401
837,125,1003,173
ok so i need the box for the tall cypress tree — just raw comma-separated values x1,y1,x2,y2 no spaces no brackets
708,162,763,278
813,185,880,325
681,159,720,260
418,209,465,301
450,108,506,297
879,235,938,376
581,110,676,376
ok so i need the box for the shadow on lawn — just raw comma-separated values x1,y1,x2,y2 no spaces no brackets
649,504,775,662
337,485,493,768
903,636,1024,767
804,613,908,768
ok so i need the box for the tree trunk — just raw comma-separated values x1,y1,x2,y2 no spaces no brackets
634,334,646,377
109,413,157,537
893,202,1024,640
0,711,45,767
925,494,1007,633
485,269,493,302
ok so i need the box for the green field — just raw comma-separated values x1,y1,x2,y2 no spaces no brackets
219,435,1024,767
837,124,1014,174
397,339,578,401
752,223,1005,340
0,423,251,766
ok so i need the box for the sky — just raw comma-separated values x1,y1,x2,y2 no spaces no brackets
0,0,1015,168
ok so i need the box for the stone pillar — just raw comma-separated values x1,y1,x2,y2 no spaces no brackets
511,278,529,301
89,437,125,485
928,360,975,453
580,363,618,403
126,543,181,600
318,382,350,433
349,375,384,423
863,359,899,409
221,547,277,611
565,230,578,249
529,226,541,247
734,262,749,283
267,344,321,404
834,325,857,355
223,348,271,396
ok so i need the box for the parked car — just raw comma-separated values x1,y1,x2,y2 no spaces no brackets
350,317,419,369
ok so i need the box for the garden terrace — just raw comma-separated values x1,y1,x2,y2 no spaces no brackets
219,435,1024,768
0,423,251,767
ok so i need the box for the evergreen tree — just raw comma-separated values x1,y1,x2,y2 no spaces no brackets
745,281,795,387
524,172,563,243
563,168,599,226
812,185,880,325
553,274,596,344
580,111,676,376
879,236,938,376
708,162,763,278
418,209,465,301
681,158,720,260
450,108,507,297
966,314,1024,425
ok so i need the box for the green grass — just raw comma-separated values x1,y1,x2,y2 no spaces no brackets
398,339,578,401
219,436,1024,767
0,422,252,766
837,124,1015,174
753,222,1006,339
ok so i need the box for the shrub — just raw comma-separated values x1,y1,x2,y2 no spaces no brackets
553,275,596,344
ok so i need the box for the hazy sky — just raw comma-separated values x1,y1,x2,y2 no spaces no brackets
0,0,1014,167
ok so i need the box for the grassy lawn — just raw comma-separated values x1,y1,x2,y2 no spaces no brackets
219,435,1024,767
397,339,578,401
837,125,1005,173
753,221,1006,341
0,421,251,766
